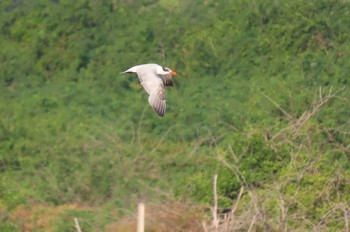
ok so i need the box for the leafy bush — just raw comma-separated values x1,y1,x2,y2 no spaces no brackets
0,0,349,231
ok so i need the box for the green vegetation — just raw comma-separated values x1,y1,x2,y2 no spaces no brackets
1,0,349,231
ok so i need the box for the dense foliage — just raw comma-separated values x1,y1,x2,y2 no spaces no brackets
1,0,349,231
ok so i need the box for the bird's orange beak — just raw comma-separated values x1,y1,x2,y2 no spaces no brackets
170,71,177,76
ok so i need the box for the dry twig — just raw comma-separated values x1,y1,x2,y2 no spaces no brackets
212,175,219,230
269,87,344,143
74,218,82,232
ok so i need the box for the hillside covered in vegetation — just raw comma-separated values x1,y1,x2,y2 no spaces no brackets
1,0,350,231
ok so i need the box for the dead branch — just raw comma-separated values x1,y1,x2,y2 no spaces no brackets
315,204,349,231
150,126,174,154
341,205,349,232
74,218,82,232
231,187,244,218
271,87,345,143
278,191,288,232
261,92,294,120
212,174,219,230
322,127,350,155
247,214,257,232
217,156,249,190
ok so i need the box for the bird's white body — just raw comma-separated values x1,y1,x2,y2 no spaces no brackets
122,63,176,117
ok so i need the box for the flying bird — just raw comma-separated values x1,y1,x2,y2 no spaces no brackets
121,63,177,117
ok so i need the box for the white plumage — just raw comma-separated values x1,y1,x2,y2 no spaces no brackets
122,63,177,117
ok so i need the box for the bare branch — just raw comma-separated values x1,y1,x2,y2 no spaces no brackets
247,214,257,232
137,202,145,232
216,155,249,190
315,204,349,231
340,205,349,232
271,87,345,142
231,187,244,217
228,144,239,163
261,92,294,120
150,126,174,153
212,174,219,230
74,218,82,232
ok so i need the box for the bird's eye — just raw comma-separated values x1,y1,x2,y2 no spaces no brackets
162,67,169,72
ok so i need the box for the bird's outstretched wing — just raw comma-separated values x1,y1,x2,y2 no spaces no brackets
148,86,166,116
137,71,166,116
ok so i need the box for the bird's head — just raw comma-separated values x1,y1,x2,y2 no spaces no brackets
156,66,177,76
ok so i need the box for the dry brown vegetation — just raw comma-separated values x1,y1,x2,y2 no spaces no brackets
106,201,204,232
4,204,89,232
202,88,350,232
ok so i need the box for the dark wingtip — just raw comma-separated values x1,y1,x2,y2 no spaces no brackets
156,109,166,117
157,110,165,117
